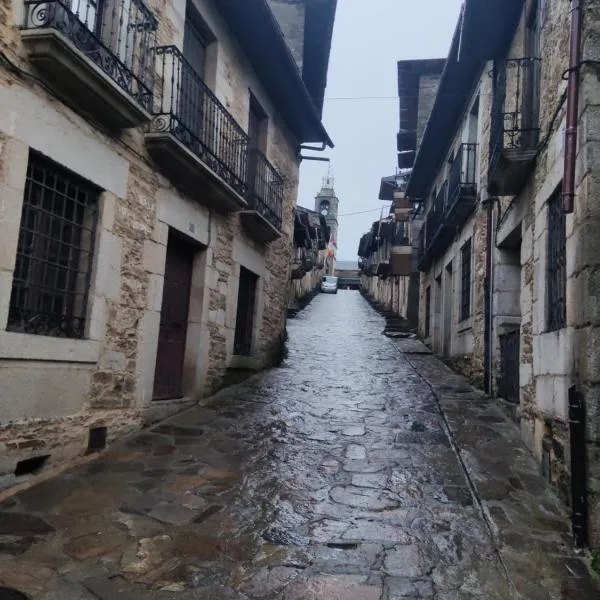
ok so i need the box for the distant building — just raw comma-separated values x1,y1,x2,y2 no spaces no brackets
335,261,360,290
315,177,339,274
357,59,444,322
289,207,330,312
0,0,335,490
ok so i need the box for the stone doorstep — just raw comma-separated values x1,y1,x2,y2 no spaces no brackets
396,349,600,597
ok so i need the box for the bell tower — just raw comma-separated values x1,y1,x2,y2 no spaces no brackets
315,175,339,274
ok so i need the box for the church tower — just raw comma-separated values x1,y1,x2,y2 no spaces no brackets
315,176,339,273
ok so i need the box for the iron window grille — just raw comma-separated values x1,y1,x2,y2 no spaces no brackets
547,186,566,331
23,0,158,112
460,239,472,322
8,152,99,338
425,286,431,338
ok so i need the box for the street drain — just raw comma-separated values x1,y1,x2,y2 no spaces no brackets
326,542,358,550
0,588,29,599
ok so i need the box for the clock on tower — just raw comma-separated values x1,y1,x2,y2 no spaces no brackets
320,200,330,216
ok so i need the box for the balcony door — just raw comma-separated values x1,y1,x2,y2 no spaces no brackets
523,0,542,143
182,16,208,142
247,97,267,201
153,234,195,400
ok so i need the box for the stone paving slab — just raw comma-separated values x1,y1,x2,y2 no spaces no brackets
397,347,600,599
0,293,595,599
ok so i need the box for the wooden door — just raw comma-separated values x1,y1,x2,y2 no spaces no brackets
234,267,258,356
153,235,194,400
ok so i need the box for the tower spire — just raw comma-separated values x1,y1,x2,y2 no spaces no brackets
322,164,334,191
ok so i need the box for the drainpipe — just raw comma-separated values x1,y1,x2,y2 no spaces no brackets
483,194,496,395
562,0,583,214
561,0,588,550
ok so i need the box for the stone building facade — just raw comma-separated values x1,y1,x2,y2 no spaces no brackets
410,0,600,546
0,0,334,489
358,59,444,324
358,191,414,320
288,205,329,312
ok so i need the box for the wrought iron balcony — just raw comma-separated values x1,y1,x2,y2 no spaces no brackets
391,221,412,276
22,0,157,129
489,58,541,196
425,180,448,250
146,45,249,210
241,149,284,243
417,145,478,271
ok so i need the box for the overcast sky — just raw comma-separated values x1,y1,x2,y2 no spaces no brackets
297,0,464,261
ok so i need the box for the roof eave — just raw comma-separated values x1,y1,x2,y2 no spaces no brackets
217,0,333,147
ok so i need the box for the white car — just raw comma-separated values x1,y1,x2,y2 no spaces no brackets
321,276,339,294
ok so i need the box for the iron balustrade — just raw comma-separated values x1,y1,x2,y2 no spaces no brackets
447,143,477,212
150,45,250,197
498,329,520,403
425,180,448,248
23,0,157,112
392,220,410,246
490,57,541,170
246,148,284,232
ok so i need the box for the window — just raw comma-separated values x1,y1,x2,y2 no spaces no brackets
460,239,472,321
547,186,566,331
8,153,99,338
425,286,431,338
234,267,258,356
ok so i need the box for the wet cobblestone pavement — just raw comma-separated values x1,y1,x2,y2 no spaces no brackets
0,292,599,599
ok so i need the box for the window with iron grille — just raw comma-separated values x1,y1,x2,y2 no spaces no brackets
8,153,99,338
460,239,472,321
547,185,566,331
425,286,431,338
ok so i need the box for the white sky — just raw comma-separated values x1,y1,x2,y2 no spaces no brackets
297,0,464,260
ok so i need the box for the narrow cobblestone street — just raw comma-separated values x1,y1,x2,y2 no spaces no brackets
0,292,598,599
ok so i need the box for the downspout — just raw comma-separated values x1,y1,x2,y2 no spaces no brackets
562,0,587,549
562,0,583,214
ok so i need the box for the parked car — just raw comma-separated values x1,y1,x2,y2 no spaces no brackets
321,276,339,294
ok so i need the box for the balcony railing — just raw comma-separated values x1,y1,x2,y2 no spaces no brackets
246,149,284,232
426,180,447,249
447,143,477,212
417,144,478,271
150,45,249,197
23,0,157,114
489,58,541,195
392,221,410,246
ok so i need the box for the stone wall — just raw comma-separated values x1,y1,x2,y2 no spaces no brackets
267,0,306,72
0,0,302,491
417,85,488,386
361,275,410,319
490,0,572,508
417,75,442,148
